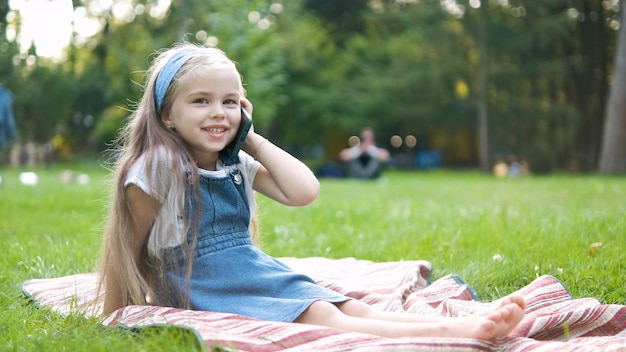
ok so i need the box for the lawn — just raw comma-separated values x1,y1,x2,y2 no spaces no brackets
1,163,624,351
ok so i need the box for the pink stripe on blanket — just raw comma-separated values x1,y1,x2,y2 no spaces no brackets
22,257,626,351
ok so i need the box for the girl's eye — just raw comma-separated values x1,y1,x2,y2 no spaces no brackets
224,99,237,105
194,98,209,104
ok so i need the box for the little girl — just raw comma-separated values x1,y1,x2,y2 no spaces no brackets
98,43,526,339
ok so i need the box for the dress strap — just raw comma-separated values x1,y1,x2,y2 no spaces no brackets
219,151,240,166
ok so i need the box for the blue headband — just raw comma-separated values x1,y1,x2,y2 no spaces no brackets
154,47,206,113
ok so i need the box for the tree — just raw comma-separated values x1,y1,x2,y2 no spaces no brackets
456,1,621,172
3,0,621,170
270,0,343,152
477,2,489,172
599,0,626,174
302,0,369,46
76,0,288,152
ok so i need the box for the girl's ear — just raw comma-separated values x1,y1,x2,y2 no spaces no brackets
161,113,174,130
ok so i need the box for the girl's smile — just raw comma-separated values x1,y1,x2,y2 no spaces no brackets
201,124,228,138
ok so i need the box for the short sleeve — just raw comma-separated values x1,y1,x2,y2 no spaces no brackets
124,150,177,204
238,151,261,183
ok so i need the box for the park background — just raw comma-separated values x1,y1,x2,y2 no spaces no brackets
1,0,625,174
1,1,626,350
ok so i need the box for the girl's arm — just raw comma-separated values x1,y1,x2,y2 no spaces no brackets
237,98,318,206
102,185,160,315
243,130,320,207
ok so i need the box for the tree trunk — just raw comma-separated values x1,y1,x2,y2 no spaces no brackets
599,0,626,174
477,2,489,172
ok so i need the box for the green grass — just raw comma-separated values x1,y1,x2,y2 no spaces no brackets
1,164,625,351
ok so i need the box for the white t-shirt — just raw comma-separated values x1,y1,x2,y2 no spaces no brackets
125,150,261,256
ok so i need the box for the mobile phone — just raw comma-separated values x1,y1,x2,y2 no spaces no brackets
224,106,253,157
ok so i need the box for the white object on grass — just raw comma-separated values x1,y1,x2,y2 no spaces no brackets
19,172,39,186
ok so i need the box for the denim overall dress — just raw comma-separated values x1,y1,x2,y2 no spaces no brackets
163,165,349,322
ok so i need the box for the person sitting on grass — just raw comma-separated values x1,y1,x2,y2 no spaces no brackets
339,128,390,179
97,42,526,339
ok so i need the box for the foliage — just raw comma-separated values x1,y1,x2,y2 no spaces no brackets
10,61,75,143
93,105,129,152
179,0,288,128
471,1,616,172
269,0,346,152
0,0,623,172
340,2,475,143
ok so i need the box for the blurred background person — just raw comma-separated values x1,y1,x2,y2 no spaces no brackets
339,128,390,179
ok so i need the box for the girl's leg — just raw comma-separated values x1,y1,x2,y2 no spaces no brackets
338,294,526,324
294,295,526,339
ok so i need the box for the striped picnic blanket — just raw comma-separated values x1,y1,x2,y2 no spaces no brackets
22,257,626,351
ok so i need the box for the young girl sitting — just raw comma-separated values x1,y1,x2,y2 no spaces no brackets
98,43,526,339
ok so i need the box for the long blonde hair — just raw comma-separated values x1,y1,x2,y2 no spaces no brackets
97,43,257,312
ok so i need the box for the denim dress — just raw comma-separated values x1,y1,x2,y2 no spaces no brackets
162,167,350,322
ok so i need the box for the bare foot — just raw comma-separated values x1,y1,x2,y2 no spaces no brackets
489,294,527,312
464,294,526,340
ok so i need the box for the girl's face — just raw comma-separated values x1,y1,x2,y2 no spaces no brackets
162,63,242,167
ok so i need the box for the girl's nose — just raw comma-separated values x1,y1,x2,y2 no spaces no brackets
210,105,226,119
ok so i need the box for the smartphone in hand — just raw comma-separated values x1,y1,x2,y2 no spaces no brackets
223,106,253,158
